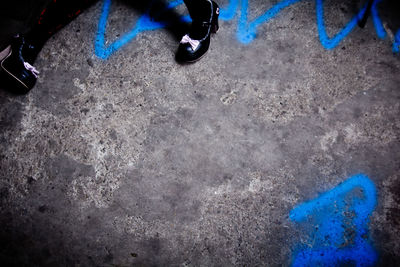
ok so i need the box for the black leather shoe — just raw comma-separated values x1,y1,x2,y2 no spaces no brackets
0,36,40,94
176,0,219,63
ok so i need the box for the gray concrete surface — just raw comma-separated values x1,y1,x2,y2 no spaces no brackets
0,0,399,266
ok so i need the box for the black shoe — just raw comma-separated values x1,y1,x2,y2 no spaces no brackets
176,0,219,63
0,36,40,94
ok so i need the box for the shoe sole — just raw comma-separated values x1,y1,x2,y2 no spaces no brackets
1,50,31,90
178,46,209,64
0,45,11,61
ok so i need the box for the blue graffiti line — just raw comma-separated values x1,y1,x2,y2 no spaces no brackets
95,0,388,59
95,0,239,59
393,29,400,53
289,174,377,267
237,0,302,44
371,0,386,39
236,0,385,47
95,0,173,59
316,0,367,49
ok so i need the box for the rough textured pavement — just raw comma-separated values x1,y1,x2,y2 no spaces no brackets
0,0,399,266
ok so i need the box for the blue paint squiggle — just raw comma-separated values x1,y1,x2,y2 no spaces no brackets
316,0,367,49
371,0,386,38
290,174,377,266
393,29,400,53
95,0,391,59
236,0,302,44
95,0,183,59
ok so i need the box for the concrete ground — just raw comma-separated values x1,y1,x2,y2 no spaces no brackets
0,0,399,266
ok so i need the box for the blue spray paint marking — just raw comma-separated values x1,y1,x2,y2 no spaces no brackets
236,0,302,44
371,0,386,39
95,0,185,59
95,0,240,59
316,0,368,49
393,29,400,53
289,174,377,266
95,0,390,59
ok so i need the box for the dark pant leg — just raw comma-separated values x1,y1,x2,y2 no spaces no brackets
26,0,98,48
0,0,52,49
183,0,212,22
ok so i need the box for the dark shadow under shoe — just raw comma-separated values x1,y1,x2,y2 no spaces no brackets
176,0,219,63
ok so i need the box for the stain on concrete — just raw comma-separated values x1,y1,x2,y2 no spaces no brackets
46,154,95,181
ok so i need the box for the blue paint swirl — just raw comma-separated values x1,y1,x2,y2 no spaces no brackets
94,0,391,59
393,29,400,53
95,0,177,59
289,174,377,266
236,0,302,44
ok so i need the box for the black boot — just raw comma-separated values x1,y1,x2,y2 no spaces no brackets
176,0,219,63
0,0,97,94
0,36,39,94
